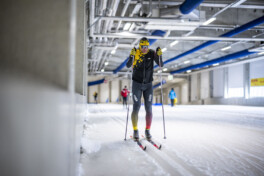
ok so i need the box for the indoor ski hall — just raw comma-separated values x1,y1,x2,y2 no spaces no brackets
1,0,264,176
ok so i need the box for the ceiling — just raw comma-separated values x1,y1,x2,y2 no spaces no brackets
87,0,264,86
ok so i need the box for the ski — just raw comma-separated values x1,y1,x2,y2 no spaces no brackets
130,136,147,151
142,135,162,150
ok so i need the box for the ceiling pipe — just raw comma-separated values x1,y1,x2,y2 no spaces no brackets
115,0,132,32
154,0,204,16
155,15,264,69
170,49,257,74
98,16,197,23
88,78,106,86
153,79,166,89
179,0,204,14
112,30,166,74
187,53,264,75
89,0,96,40
107,0,121,32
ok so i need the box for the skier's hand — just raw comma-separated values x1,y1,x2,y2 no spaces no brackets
156,47,162,56
130,47,136,56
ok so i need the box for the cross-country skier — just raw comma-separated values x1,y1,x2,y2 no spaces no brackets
121,86,129,108
126,37,163,140
169,88,177,107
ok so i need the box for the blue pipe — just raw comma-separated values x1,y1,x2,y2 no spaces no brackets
88,78,105,86
148,30,167,45
155,15,264,69
153,79,166,89
179,0,205,15
113,30,166,74
170,49,257,74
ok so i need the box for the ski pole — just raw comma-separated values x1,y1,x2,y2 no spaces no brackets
124,55,134,141
159,54,166,139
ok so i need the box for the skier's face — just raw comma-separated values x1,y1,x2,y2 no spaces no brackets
141,45,148,53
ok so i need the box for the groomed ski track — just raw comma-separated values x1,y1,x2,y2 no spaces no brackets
80,104,264,176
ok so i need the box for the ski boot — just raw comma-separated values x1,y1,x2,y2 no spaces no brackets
145,129,152,140
133,130,139,141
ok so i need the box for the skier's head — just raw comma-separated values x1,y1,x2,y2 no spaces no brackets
139,37,149,54
171,88,174,91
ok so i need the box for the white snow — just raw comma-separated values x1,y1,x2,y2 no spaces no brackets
80,104,264,176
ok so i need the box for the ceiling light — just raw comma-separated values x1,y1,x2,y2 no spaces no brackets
111,50,116,54
101,69,104,72
213,63,219,66
123,23,132,31
221,46,231,51
168,75,173,80
163,68,168,71
170,41,179,47
104,62,109,65
203,17,216,25
184,60,190,64
119,31,138,36
186,70,191,73
162,48,167,52
258,52,264,55
157,70,162,73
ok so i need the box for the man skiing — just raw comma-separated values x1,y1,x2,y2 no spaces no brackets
121,86,129,108
126,37,163,140
169,88,177,107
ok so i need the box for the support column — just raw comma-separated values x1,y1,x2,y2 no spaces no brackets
209,70,214,98
188,75,191,102
244,63,250,99
197,73,201,101
224,67,229,98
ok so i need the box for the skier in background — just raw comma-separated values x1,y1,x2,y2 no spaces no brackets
126,37,163,140
93,92,98,104
121,86,129,108
169,88,177,107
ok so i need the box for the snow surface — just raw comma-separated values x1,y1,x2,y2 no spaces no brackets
80,104,264,176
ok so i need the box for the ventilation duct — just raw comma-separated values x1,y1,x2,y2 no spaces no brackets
170,49,257,74
160,0,204,16
153,79,166,89
156,15,264,69
88,78,105,86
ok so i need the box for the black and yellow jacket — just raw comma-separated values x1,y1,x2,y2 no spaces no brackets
126,49,163,84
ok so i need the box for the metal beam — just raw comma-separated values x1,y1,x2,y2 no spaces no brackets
187,54,264,75
93,34,264,42
129,1,264,9
97,16,194,23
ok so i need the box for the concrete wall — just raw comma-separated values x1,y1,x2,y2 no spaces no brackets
100,82,110,103
0,0,86,176
120,79,130,103
187,60,264,106
1,1,74,90
200,71,210,100
213,68,224,97
110,79,120,103
181,82,189,104
88,85,99,103
191,74,199,101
